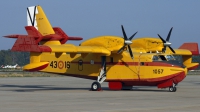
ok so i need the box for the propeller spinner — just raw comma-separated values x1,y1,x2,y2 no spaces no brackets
157,27,175,53
117,25,138,59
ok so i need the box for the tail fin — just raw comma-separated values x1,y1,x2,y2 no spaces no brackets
53,27,83,44
27,5,55,36
27,5,83,44
12,26,51,52
53,27,69,44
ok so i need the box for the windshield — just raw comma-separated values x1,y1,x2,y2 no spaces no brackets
152,55,174,61
165,55,176,61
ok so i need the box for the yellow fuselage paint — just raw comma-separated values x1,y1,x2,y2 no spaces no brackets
38,52,187,81
24,36,189,81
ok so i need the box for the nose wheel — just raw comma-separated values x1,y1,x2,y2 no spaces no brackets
169,83,177,92
169,86,176,92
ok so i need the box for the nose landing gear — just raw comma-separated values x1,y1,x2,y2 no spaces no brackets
169,86,176,92
169,83,177,92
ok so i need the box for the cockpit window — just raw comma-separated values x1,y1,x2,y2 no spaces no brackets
153,55,176,61
158,55,167,61
165,55,176,61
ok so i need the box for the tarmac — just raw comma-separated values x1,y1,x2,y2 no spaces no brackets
0,75,200,112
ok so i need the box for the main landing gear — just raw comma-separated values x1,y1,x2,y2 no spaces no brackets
91,67,106,91
169,83,177,92
91,56,106,91
91,82,101,91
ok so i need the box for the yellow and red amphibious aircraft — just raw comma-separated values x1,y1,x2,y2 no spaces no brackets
4,5,199,92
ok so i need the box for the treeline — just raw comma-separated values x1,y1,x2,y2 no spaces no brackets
0,50,29,66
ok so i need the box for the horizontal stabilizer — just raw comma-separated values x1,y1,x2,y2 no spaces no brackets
53,27,83,44
179,43,199,55
68,37,83,40
11,36,51,52
11,26,51,52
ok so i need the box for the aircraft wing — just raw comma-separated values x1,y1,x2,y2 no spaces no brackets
23,44,111,71
174,43,199,70
46,44,111,56
167,43,199,56
173,49,192,55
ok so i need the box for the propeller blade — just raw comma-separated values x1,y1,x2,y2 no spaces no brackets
121,25,128,40
129,31,138,40
166,27,173,41
158,34,166,43
128,45,133,59
169,46,175,53
117,45,126,54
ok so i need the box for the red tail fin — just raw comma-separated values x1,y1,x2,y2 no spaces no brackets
179,43,199,55
25,26,43,43
53,27,69,44
53,27,83,44
11,26,51,52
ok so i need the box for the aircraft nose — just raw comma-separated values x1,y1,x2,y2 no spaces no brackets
171,67,187,84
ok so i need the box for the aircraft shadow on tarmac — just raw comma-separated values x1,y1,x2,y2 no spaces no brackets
0,84,90,92
192,82,200,85
0,84,169,92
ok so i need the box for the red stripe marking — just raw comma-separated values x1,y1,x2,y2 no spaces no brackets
107,71,185,82
107,71,185,86
71,61,180,67
45,71,185,87
188,64,199,70
25,63,49,72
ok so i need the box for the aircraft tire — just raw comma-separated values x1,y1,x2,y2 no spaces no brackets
173,87,177,92
91,82,101,91
169,86,176,92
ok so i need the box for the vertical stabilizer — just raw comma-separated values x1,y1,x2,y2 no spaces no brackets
27,5,55,36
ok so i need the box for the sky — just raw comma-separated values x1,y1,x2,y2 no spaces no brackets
0,0,200,50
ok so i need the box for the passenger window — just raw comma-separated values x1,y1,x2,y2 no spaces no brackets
153,55,160,61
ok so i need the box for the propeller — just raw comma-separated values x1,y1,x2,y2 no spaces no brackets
117,25,138,59
157,27,175,53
